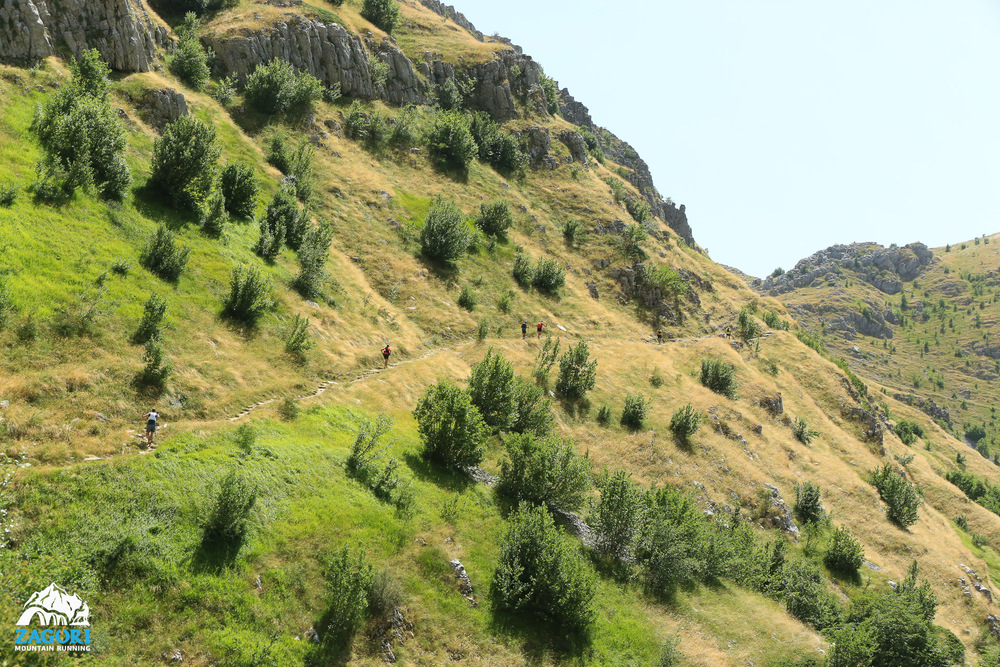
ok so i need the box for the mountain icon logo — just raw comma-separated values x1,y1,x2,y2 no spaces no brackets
16,583,90,626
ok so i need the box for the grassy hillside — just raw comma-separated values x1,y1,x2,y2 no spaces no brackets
2,3,1000,665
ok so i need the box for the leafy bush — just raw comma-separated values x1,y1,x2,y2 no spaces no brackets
368,55,389,89
361,0,400,33
150,115,220,211
436,78,464,111
203,470,257,550
617,223,647,260
510,377,554,437
294,222,333,299
279,397,298,421
213,74,237,106
539,70,560,115
427,111,478,172
220,162,259,218
140,225,190,282
284,314,313,354
420,196,471,263
168,13,211,91
138,340,172,388
894,419,925,446
594,469,643,560
245,59,323,114
595,405,612,427
669,404,702,444
792,416,819,444
413,381,487,469
636,485,716,599
497,289,514,314
532,335,560,383
254,183,300,259
737,306,762,341
267,136,314,202
762,310,789,330
555,341,597,400
222,265,272,326
0,184,17,207
869,463,919,528
658,636,684,667
467,348,516,432
469,112,527,174
780,559,842,630
700,358,738,399
476,201,513,239
625,196,652,223
490,503,596,638
497,434,591,509
965,424,987,444
512,252,534,288
620,393,649,431
794,482,824,524
825,524,864,574
199,189,227,236
318,548,372,650
31,49,131,200
132,293,167,344
457,285,477,311
532,258,566,294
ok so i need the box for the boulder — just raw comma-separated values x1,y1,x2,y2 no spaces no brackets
557,130,588,167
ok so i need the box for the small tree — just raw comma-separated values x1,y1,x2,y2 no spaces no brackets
467,348,516,432
244,59,323,114
511,377,554,437
825,525,864,575
555,341,597,400
132,293,167,344
220,162,259,218
793,482,824,525
869,463,919,528
319,548,372,649
413,381,487,469
497,434,591,510
427,111,477,172
254,184,299,259
150,115,220,211
294,222,333,299
200,189,228,237
457,285,477,311
594,469,643,560
138,339,172,388
700,358,738,399
140,225,190,282
532,258,566,294
168,13,211,91
792,416,820,444
490,503,596,639
203,469,257,551
512,252,534,288
284,314,313,354
620,393,648,431
361,0,400,33
421,196,471,263
476,201,513,239
222,265,272,326
669,404,702,445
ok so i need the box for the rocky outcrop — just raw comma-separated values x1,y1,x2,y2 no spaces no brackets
825,302,895,340
892,393,952,426
521,126,555,169
131,87,188,131
761,243,934,296
366,36,426,105
558,130,588,167
205,18,375,99
416,0,484,42
0,0,169,71
558,87,593,127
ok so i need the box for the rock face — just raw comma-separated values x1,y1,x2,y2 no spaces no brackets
558,130,588,167
825,302,895,340
138,87,188,131
892,393,952,426
366,36,426,106
761,242,935,296
0,0,168,71
416,0,484,41
205,18,376,99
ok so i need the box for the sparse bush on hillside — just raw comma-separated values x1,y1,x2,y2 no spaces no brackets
737,306,762,342
138,339,172,388
669,404,702,445
420,196,471,263
469,111,527,174
413,381,487,469
793,482,824,525
604,176,626,203
965,424,987,444
203,469,257,550
791,417,819,444
284,314,313,355
594,469,643,560
199,189,227,237
168,13,211,91
0,184,16,207
457,285,477,311
347,414,393,475
795,330,826,355
620,393,649,431
779,559,842,631
539,69,560,115
625,196,652,224
222,265,272,326
476,201,513,239
555,341,597,400
267,136,314,202
657,636,684,667
618,223,647,260
132,293,167,344
427,110,477,172
562,218,581,246
700,358,738,399
869,463,919,528
532,335,560,384
31,49,131,200
467,348,516,432
220,162,258,218
762,310,789,330
532,258,566,294
213,74,237,107
254,184,299,259
150,115,220,211
824,525,864,575
245,58,323,114
512,251,534,288
140,225,190,282
368,55,389,89
497,434,591,509
318,547,373,650
361,0,400,33
490,503,596,639
596,404,612,426
895,419,925,446
510,377,554,437
436,77,465,111
294,222,333,299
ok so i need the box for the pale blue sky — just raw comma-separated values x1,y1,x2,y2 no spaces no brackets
455,1,1000,277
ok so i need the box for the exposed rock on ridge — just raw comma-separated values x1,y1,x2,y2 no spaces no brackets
0,0,168,71
416,0,484,41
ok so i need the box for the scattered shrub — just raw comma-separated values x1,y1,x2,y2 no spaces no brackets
532,258,565,294
657,636,684,667
512,252,534,288
220,162,258,218
532,335,560,384
427,111,477,172
636,485,716,599
895,419,925,446
244,58,323,114
762,310,789,330
420,196,471,263
347,414,394,475
539,69,560,115
700,358,738,399
669,404,702,444
467,348,516,432
737,306,762,342
368,55,389,89
779,560,842,630
476,318,489,341
318,548,372,649
490,503,596,639
562,218,581,246
791,416,819,444
497,289,514,314
469,112,527,174
476,201,513,239
361,0,400,33
413,381,487,469
132,293,167,344
168,13,211,91
138,340,172,387
595,404,612,427
555,341,597,400
824,525,864,575
279,397,298,421
497,434,591,509
254,184,299,259
869,463,919,528
150,115,220,210
457,285,477,311
222,265,272,326
203,470,257,550
213,74,237,106
625,196,652,223
140,225,190,282
294,222,333,299
267,136,314,202
620,393,648,431
0,184,17,207
793,482,824,524
284,314,313,354
617,223,647,260
650,368,664,388
594,469,643,560
510,377,554,437
199,189,227,237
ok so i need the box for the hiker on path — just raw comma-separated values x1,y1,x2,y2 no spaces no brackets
656,329,663,344
142,408,160,447
382,344,391,368
521,321,528,339
725,326,732,339
537,322,544,339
